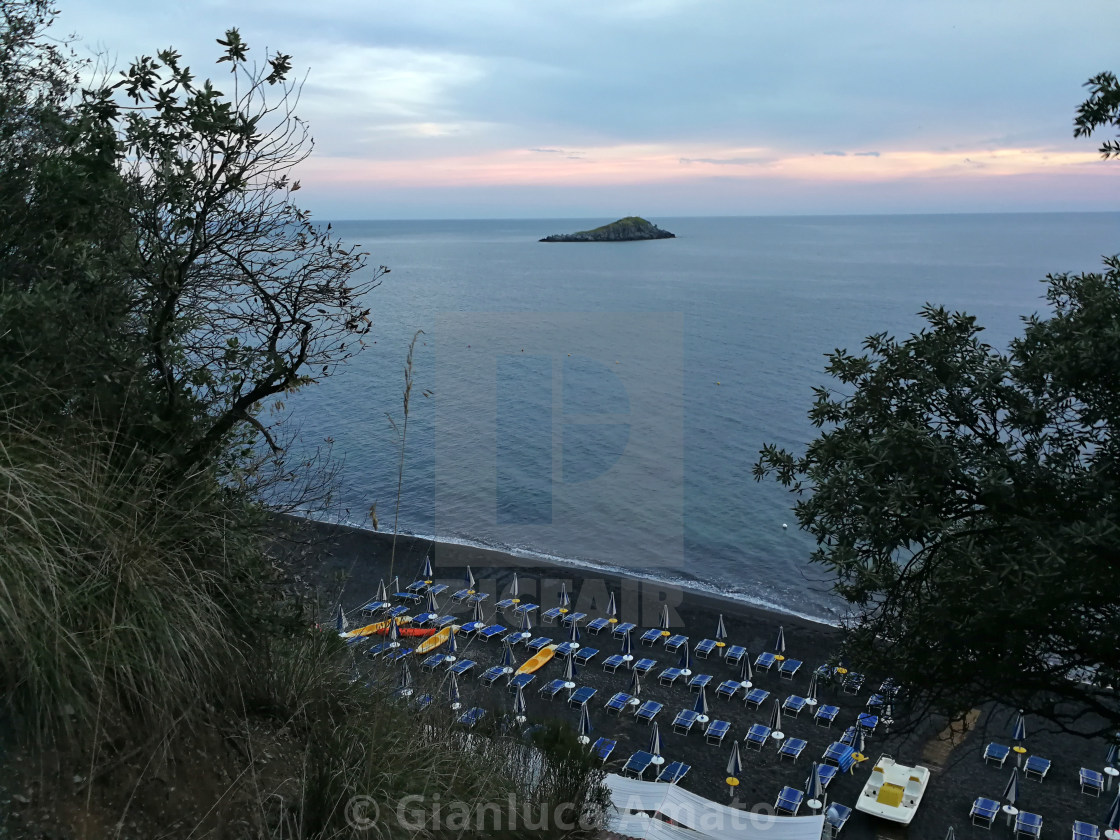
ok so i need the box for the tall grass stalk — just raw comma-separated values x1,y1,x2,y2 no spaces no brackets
385,330,427,587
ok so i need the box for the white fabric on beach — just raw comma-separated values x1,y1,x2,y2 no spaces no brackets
605,775,825,840
610,812,709,840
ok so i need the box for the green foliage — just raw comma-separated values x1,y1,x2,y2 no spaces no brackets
1075,71,1120,159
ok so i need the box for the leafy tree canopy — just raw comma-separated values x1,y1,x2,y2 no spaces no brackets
756,81,1120,738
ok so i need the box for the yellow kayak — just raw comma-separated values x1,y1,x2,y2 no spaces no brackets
415,625,458,655
340,616,411,638
515,644,558,675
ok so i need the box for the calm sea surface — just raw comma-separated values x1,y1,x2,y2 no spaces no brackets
285,213,1120,622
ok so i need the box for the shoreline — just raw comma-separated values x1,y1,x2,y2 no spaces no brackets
285,511,842,629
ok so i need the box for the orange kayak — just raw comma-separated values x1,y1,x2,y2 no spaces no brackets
515,644,557,675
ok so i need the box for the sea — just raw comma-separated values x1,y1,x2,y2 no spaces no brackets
283,213,1120,624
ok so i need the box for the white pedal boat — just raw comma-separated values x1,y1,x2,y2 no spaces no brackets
854,754,930,825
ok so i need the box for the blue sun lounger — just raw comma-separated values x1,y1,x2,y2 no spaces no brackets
664,634,688,652
569,686,596,707
640,628,663,646
1075,822,1100,840
495,598,516,610
842,671,865,694
602,654,627,672
575,647,599,665
866,692,884,712
970,797,999,828
775,786,804,815
460,620,486,634
405,580,428,593
366,641,393,658
427,583,448,596
479,665,505,686
779,658,802,679
623,750,654,779
450,588,471,603
526,636,552,653
705,720,730,744
695,639,718,658
856,712,878,734
815,704,840,727
541,607,563,623
633,658,656,675
478,624,506,641
508,673,534,692
755,652,778,671
605,692,634,714
659,667,683,686
635,700,663,723
457,707,486,728
778,738,808,761
466,592,489,605
514,602,538,616
825,803,852,837
384,647,411,662
822,742,857,773
1081,768,1105,796
1016,811,1043,839
562,611,587,625
840,726,857,746
385,605,409,619
673,709,700,734
716,680,740,700
688,674,713,692
783,695,807,716
360,600,390,615
394,592,422,603
586,618,610,634
413,612,439,625
433,615,456,628
420,653,448,671
816,764,839,789
555,642,578,657
983,742,1010,766
612,622,637,638
745,723,771,750
725,645,748,664
449,659,476,676
411,693,433,712
539,678,566,699
658,761,690,784
1024,756,1050,781
591,737,616,762
744,687,769,709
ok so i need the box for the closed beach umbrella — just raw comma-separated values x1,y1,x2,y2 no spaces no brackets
1106,789,1120,831
334,603,348,633
561,652,576,687
606,591,617,620
466,565,476,592
376,579,387,603
945,827,955,840
559,583,570,610
397,660,413,695
1012,709,1027,744
678,644,693,675
388,617,400,648
659,604,671,631
726,741,743,778
500,639,516,673
649,722,664,763
715,614,728,644
620,630,634,662
739,653,753,688
445,626,458,661
392,576,400,594
513,684,527,720
1107,742,1118,768
472,598,485,624
806,761,824,804
510,572,519,600
769,699,783,734
775,625,786,655
448,672,461,709
519,610,532,637
1003,767,1019,807
568,616,581,644
421,554,433,581
425,588,439,613
629,668,642,699
578,703,593,743
693,685,709,721
805,670,819,705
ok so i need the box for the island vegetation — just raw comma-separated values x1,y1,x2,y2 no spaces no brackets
539,216,675,242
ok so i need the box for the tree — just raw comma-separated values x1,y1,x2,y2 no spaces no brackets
80,29,387,482
755,85,1120,738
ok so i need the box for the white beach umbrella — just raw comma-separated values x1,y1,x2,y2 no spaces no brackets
715,614,728,646
1012,709,1027,744
558,583,570,610
518,610,533,641
448,672,461,710
375,579,387,603
387,617,400,648
577,703,593,744
397,660,413,697
628,668,641,699
678,644,693,677
421,554,433,581
510,572,519,599
945,827,956,840
425,588,439,613
805,670,820,706
620,630,634,664
606,591,617,621
465,565,476,592
1107,742,1119,768
739,652,753,688
775,625,786,655
769,699,784,739
561,652,576,689
726,741,742,778
445,626,458,662
513,684,527,722
334,603,348,633
659,604,670,631
567,616,581,646
500,639,516,673
806,761,824,807
391,576,399,593
472,598,485,624
1003,768,1019,807
649,722,664,765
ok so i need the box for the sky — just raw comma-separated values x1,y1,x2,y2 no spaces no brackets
57,1,1120,220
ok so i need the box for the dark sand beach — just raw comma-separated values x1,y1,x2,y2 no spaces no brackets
273,515,1117,840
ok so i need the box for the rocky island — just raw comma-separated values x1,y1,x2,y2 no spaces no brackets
539,216,675,242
